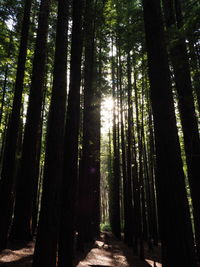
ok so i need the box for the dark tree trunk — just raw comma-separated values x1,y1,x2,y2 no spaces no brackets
109,41,121,240
147,102,159,246
0,114,9,171
107,128,113,223
132,129,140,255
133,68,144,257
77,0,100,246
32,0,68,266
31,82,47,236
123,52,134,247
31,118,43,236
136,77,145,260
142,0,197,265
162,0,200,259
91,51,101,238
131,69,141,256
0,0,32,250
58,0,83,265
10,0,51,241
118,51,127,230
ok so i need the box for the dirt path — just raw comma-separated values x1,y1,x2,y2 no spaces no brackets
0,234,162,267
74,234,161,267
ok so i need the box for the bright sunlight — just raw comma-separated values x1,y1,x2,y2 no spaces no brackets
101,96,114,134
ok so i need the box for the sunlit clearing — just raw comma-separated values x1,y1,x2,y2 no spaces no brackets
101,96,114,134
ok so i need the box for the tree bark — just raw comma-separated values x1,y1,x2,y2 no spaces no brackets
77,0,100,246
162,0,200,259
123,52,134,247
58,0,83,265
109,40,121,240
142,0,197,265
32,0,68,265
10,0,51,241
0,0,32,250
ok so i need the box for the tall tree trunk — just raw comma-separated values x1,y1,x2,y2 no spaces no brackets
109,41,121,240
77,0,99,246
147,101,159,246
0,0,32,250
10,0,51,241
162,0,200,259
123,52,134,247
117,48,129,246
108,128,114,231
92,48,101,238
136,77,145,260
134,68,144,257
32,0,68,265
142,0,197,265
58,0,83,265
131,69,141,255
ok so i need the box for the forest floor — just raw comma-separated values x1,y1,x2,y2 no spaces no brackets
0,233,162,267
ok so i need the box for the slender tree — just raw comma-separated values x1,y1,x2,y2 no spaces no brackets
10,0,51,241
0,0,32,250
124,52,134,247
109,39,121,240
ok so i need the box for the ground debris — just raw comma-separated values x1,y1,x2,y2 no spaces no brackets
0,234,161,267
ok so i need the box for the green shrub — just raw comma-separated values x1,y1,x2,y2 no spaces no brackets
100,223,111,232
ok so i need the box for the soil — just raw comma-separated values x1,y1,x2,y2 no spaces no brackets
0,233,162,267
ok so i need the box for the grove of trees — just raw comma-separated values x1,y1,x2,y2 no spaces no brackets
0,0,199,266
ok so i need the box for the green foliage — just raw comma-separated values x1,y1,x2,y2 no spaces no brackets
183,0,200,37
100,222,111,232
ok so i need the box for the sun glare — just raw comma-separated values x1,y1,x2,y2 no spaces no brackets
101,96,114,134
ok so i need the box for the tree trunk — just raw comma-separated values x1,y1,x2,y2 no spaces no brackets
58,0,83,265
123,52,134,247
77,0,99,246
10,0,51,241
109,40,121,240
147,101,159,246
162,0,200,259
0,0,32,250
32,0,68,266
142,0,197,265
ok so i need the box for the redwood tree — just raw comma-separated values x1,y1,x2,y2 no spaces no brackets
77,0,101,246
58,0,83,265
162,0,200,258
10,0,51,241
32,0,68,265
0,0,32,250
142,0,197,265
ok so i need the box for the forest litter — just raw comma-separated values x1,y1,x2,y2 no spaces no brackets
0,234,161,267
